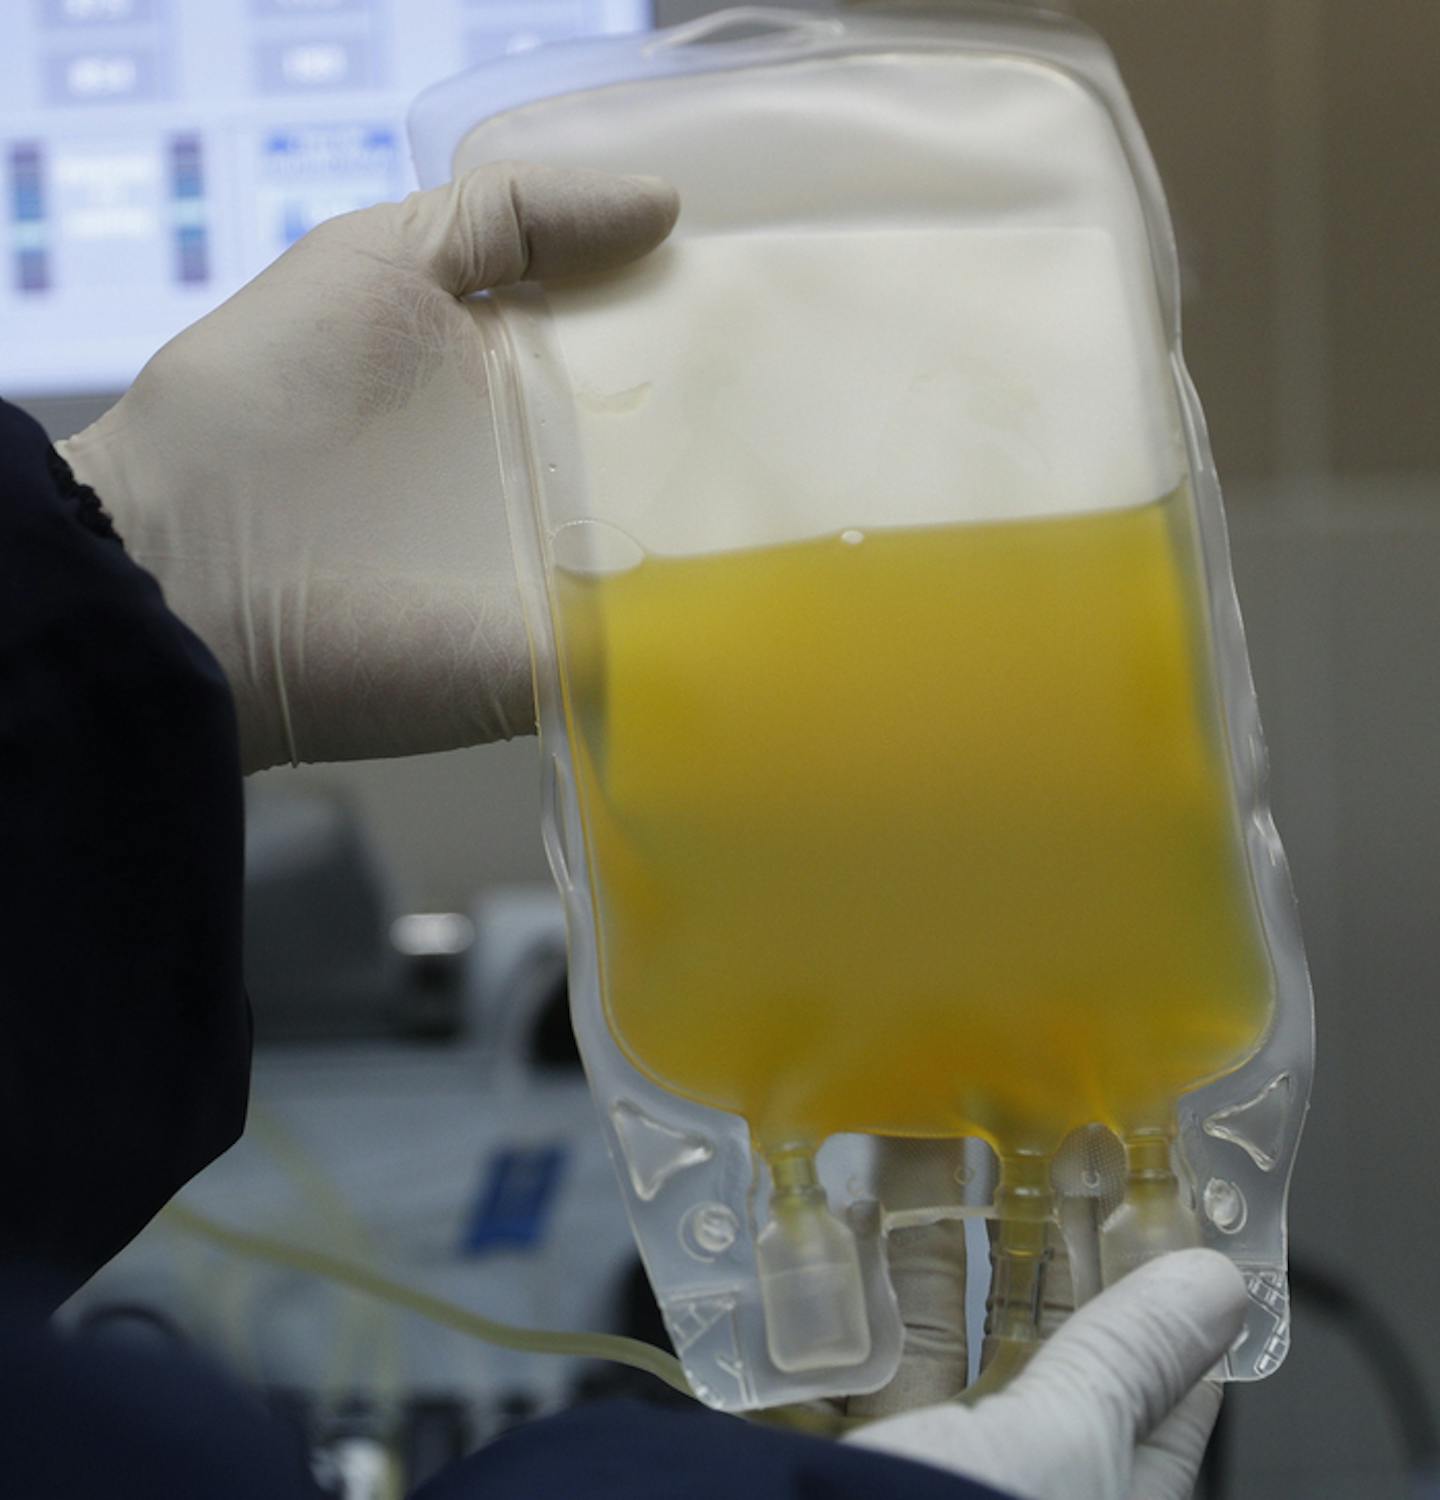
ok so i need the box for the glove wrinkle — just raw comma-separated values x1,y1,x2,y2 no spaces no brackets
1126,1380,1224,1500
504,165,536,285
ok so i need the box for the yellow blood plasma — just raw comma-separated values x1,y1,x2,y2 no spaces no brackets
555,489,1273,1156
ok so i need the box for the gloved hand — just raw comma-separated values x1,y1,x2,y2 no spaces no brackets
844,1247,1246,1500
58,163,680,772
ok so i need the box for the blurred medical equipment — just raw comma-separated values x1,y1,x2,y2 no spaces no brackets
245,789,473,1042
410,5,1315,1411
0,0,648,397
245,789,406,1041
63,849,661,1494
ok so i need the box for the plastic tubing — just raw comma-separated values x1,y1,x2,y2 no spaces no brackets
162,1201,696,1399
245,1108,404,1419
962,1149,1055,1402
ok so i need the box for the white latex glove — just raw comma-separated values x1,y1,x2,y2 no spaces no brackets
58,163,679,772
845,1248,1246,1500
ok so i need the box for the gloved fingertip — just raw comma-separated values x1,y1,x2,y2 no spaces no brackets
624,172,673,193
1121,1248,1249,1342
524,167,679,280
626,173,682,240
430,162,680,294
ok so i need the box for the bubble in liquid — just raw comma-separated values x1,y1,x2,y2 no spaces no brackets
840,529,865,546
1203,1177,1247,1234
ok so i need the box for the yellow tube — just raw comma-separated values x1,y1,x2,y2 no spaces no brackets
962,1150,1055,1404
244,1109,404,1420
163,1201,696,1400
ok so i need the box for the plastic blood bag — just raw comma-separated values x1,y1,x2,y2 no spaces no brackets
411,6,1313,1408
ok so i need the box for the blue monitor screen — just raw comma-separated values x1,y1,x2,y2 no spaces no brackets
1,0,651,396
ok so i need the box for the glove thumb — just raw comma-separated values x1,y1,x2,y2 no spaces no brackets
393,160,681,296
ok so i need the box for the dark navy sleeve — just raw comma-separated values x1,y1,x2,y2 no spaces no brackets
0,397,251,1305
0,1305,322,1499
417,1400,1008,1500
0,1347,1004,1500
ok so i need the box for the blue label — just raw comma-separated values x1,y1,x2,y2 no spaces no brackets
458,1144,568,1257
